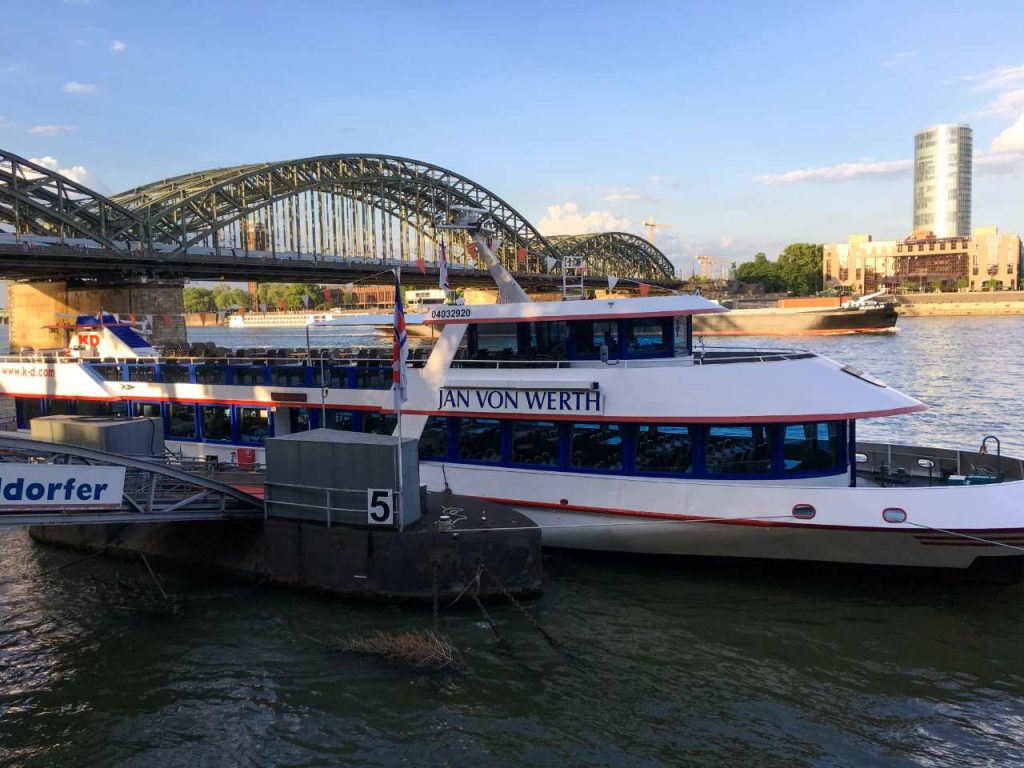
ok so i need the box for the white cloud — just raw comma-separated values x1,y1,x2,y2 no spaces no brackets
27,156,108,192
603,188,644,203
969,63,1024,91
63,81,98,94
537,202,632,235
30,124,74,135
648,174,679,188
882,51,917,67
975,151,1024,175
978,88,1024,118
991,113,1024,153
2,63,22,74
755,158,913,185
0,117,11,129
110,40,127,52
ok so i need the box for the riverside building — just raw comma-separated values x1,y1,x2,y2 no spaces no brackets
822,228,1022,294
914,123,972,238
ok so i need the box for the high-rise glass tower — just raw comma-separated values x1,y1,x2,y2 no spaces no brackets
913,124,972,237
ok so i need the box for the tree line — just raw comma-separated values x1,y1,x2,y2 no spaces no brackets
733,243,824,296
183,284,335,313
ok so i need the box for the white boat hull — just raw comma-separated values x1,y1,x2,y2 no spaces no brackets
421,463,1024,571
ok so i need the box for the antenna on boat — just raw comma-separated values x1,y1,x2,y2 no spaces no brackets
433,206,531,304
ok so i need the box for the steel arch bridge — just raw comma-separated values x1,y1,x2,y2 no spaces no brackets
0,149,675,283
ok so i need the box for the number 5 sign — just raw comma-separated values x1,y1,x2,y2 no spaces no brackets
366,488,396,526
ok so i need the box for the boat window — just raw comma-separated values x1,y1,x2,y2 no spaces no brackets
527,321,568,359
16,397,45,427
46,399,77,416
570,423,622,471
635,425,693,474
91,364,123,381
195,366,227,385
271,366,304,387
474,322,519,358
419,416,449,460
239,407,270,445
573,320,618,358
132,402,161,419
457,417,503,463
289,408,311,432
78,400,124,418
161,364,191,384
313,366,348,389
323,410,355,431
625,318,671,356
707,425,772,475
783,422,840,473
168,403,197,438
355,367,391,389
363,412,397,435
674,316,693,355
200,405,232,441
510,420,559,466
127,365,157,383
233,365,266,386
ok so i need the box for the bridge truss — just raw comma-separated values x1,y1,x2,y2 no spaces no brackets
0,149,675,283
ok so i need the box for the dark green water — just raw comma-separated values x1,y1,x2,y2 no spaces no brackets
3,317,1024,767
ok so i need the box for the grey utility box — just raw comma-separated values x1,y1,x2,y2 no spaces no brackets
264,429,421,528
30,415,164,456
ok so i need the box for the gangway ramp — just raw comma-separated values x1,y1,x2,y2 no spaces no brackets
0,434,263,527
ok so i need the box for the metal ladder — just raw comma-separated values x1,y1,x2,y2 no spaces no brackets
561,253,586,300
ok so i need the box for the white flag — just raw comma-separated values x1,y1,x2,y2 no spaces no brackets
607,275,619,292
545,256,559,273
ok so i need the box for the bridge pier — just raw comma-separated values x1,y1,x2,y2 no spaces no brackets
8,280,187,352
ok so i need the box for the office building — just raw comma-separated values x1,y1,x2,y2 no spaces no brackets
913,124,972,238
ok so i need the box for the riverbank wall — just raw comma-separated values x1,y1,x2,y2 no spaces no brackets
895,292,1024,317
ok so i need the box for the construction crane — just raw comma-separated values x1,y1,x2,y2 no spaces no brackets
695,255,733,282
641,215,672,244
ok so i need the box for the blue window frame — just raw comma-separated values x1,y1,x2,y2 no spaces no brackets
15,397,44,428
570,422,623,472
195,365,227,385
238,406,270,445
271,365,306,387
323,409,356,431
363,412,397,435
456,417,503,463
167,403,197,439
635,424,694,475
200,404,233,442
510,419,559,467
132,401,162,420
160,364,192,384
419,416,450,460
783,422,843,474
232,365,267,386
706,425,773,476
624,317,673,358
127,365,158,383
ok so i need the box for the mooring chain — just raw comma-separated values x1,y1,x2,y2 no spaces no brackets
431,561,440,634
470,588,510,649
482,564,561,649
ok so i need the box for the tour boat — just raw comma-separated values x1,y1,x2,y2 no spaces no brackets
1,217,1022,577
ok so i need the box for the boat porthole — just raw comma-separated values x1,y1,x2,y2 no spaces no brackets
792,504,816,520
882,507,907,524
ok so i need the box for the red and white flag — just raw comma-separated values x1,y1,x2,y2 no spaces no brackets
392,269,408,410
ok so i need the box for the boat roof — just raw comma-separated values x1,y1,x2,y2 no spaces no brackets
423,295,725,326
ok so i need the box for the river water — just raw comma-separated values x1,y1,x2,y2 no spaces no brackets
2,317,1024,767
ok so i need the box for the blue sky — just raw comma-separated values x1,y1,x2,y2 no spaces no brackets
2,0,1024,274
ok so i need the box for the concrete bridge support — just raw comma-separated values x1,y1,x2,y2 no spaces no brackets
8,280,186,352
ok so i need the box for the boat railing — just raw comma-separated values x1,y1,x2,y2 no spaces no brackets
0,347,818,370
855,440,1024,484
692,347,816,365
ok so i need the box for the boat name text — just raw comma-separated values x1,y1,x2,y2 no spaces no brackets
439,388,602,415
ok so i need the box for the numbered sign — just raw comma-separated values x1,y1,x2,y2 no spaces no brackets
366,488,396,526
